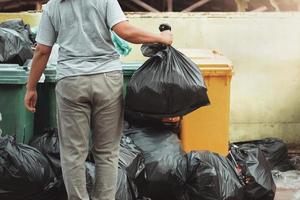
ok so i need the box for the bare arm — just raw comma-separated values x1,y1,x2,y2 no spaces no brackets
24,44,52,112
112,21,173,45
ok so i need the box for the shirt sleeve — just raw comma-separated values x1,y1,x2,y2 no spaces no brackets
36,10,57,47
106,0,127,29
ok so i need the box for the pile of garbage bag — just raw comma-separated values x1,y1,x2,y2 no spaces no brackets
173,151,244,200
118,136,145,179
124,123,184,200
30,129,146,200
231,138,294,171
0,19,35,45
0,135,55,200
30,128,61,177
0,127,148,200
1,122,281,200
228,144,276,200
124,122,249,200
0,19,34,65
116,136,147,200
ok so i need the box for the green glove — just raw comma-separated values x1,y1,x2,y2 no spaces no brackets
111,31,132,56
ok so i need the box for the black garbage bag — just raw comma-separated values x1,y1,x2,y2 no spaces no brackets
21,179,67,200
68,161,150,200
233,138,294,171
29,130,108,199
116,135,147,200
290,156,300,170
0,27,33,65
86,136,146,200
228,144,276,200
125,110,182,134
125,44,210,118
171,151,244,200
116,168,140,200
0,19,34,44
119,136,145,179
76,161,107,199
0,135,55,200
124,124,184,200
30,128,61,177
87,135,145,177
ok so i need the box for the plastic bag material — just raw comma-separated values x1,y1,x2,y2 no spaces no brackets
272,170,300,190
119,136,145,179
171,151,244,200
0,27,33,65
30,128,61,177
116,168,140,200
125,110,181,135
29,131,105,199
232,138,294,172
17,180,68,200
85,135,146,200
0,135,55,200
190,151,245,200
124,124,184,200
116,136,147,200
228,145,276,200
111,31,132,56
125,44,210,118
290,156,300,170
0,19,34,45
85,162,96,197
87,135,145,179
38,162,95,200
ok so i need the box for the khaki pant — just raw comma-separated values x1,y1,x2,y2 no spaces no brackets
55,71,124,200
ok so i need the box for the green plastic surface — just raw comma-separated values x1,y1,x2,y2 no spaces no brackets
0,65,34,143
122,62,141,96
44,64,57,83
0,65,28,84
34,64,57,135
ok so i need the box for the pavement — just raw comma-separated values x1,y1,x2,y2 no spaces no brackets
275,188,300,200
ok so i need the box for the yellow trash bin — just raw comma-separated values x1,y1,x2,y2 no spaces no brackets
180,49,233,156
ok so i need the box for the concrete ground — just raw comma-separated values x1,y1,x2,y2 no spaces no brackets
275,189,300,200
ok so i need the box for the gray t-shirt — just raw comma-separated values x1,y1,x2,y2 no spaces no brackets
36,0,127,80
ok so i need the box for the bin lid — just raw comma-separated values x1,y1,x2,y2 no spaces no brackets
0,64,23,68
122,62,142,76
179,49,233,77
0,65,27,84
23,60,57,83
40,63,143,82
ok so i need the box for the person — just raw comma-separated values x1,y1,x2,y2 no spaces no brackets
24,0,173,199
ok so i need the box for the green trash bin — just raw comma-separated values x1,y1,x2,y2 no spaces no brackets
33,62,141,135
34,64,57,135
0,65,34,143
122,62,141,96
